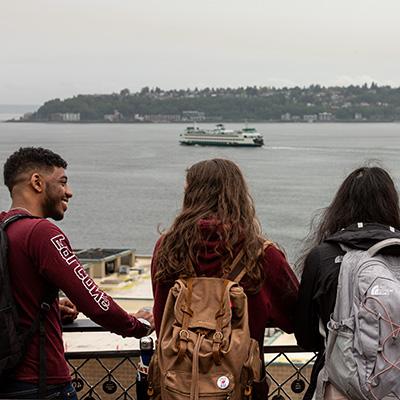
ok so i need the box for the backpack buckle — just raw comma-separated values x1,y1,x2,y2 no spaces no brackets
147,386,154,396
179,329,190,341
177,330,190,361
244,385,252,396
213,331,224,343
212,331,224,365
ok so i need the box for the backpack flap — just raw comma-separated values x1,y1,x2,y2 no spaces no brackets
174,277,237,331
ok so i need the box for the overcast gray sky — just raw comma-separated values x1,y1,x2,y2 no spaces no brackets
1,0,399,105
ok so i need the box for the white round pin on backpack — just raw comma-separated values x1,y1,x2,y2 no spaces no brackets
217,376,230,389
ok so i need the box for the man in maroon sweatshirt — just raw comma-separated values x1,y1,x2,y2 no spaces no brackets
0,147,153,399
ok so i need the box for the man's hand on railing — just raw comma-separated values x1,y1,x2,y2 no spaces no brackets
132,307,154,334
59,297,79,324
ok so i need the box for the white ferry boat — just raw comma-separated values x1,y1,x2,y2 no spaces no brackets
179,124,264,147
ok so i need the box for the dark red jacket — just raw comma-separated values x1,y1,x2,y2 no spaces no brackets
1,209,148,384
151,222,299,342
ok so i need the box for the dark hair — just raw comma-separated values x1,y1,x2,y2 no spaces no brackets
297,165,400,272
3,147,68,192
155,158,265,292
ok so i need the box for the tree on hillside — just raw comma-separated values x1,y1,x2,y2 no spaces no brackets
120,88,130,97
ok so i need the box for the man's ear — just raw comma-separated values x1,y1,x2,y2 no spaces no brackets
30,173,44,193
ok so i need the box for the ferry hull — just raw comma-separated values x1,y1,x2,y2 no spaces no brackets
180,140,263,147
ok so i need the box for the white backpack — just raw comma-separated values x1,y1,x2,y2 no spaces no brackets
316,238,400,400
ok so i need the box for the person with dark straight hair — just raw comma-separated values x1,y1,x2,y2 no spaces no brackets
295,165,400,400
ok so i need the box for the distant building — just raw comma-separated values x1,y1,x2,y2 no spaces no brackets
318,112,334,121
143,114,181,123
281,113,291,121
50,113,80,122
303,114,318,123
134,114,145,122
50,113,62,122
181,110,206,122
63,113,80,122
104,110,123,122
354,112,363,120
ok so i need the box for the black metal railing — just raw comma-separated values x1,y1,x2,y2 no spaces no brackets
264,345,316,400
66,349,140,400
64,322,316,400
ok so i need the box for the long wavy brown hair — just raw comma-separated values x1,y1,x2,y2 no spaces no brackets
155,158,266,293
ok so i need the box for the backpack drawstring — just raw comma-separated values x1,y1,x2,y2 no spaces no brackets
363,295,400,399
190,333,205,400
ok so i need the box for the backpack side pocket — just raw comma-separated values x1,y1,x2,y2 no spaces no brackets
147,350,161,400
241,338,264,399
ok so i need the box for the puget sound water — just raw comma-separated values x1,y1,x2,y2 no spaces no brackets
1,120,400,264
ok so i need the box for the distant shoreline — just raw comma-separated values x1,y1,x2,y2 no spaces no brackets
4,119,400,124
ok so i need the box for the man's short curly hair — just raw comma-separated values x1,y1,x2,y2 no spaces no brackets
3,147,68,192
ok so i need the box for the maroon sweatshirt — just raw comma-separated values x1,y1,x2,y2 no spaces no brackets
1,209,148,384
151,221,299,342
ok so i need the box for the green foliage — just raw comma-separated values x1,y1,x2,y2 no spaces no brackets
30,84,400,122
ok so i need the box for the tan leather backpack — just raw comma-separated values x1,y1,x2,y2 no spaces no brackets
148,250,262,400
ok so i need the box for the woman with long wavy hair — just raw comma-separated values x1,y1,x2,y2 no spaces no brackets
151,158,298,363
295,165,400,400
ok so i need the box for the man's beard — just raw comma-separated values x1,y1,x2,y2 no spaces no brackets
43,189,64,221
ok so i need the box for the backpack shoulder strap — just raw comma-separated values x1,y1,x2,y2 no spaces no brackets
1,213,40,230
225,240,275,283
367,238,400,257
0,214,40,315
223,249,245,282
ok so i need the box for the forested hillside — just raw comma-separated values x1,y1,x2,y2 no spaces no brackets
26,84,400,122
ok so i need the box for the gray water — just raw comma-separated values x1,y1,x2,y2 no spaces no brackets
1,121,400,263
